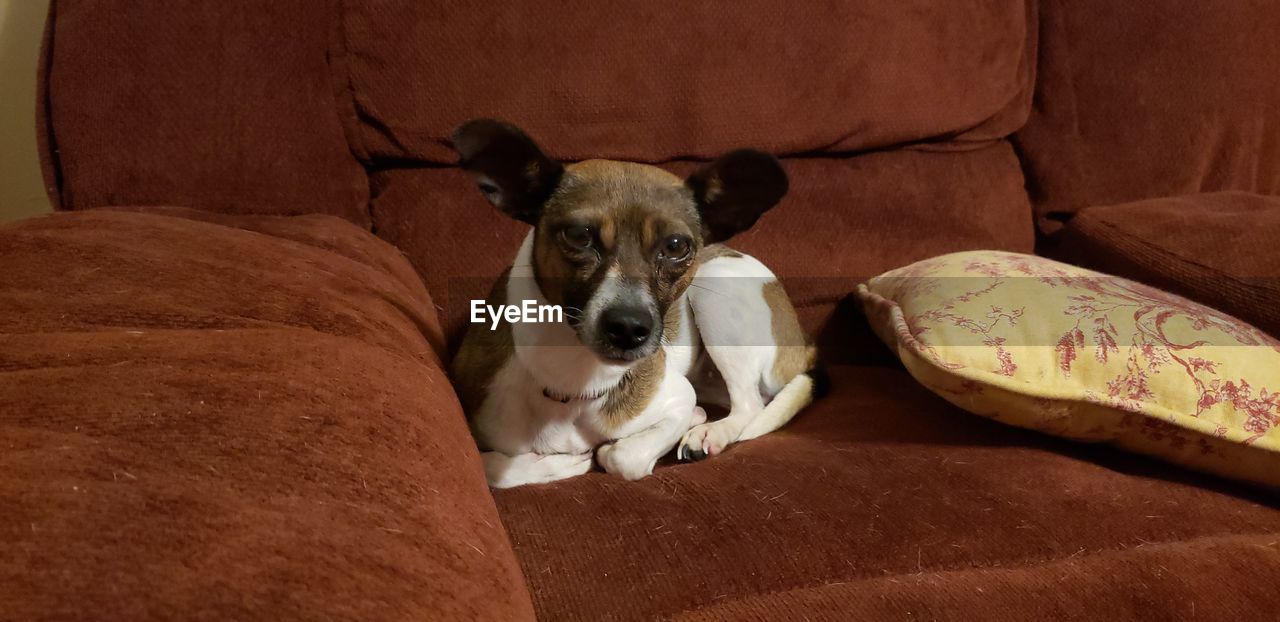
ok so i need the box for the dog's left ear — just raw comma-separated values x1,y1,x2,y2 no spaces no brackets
451,119,564,225
686,150,788,243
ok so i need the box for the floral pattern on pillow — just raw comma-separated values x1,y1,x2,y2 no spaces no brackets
858,251,1280,488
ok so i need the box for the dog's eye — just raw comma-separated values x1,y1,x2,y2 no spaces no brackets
560,225,594,250
660,234,692,261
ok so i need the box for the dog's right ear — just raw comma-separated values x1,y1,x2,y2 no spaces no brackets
451,119,564,225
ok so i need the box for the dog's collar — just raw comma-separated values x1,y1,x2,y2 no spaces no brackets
541,372,629,404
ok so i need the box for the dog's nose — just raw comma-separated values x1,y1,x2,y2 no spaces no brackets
600,306,653,350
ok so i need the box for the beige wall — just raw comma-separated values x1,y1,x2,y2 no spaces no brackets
0,0,53,223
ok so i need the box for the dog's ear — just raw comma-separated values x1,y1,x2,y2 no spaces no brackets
686,150,788,243
451,119,564,225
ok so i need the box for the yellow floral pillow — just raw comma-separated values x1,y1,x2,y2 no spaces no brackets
857,250,1280,488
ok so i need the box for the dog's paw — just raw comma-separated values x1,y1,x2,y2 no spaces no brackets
678,418,736,462
536,451,595,479
596,442,657,481
484,451,593,488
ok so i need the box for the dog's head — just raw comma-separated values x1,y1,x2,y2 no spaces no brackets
453,119,787,363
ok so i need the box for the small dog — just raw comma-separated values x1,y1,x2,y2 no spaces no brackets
449,119,825,488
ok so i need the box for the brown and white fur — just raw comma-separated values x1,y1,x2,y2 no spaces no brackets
449,120,824,488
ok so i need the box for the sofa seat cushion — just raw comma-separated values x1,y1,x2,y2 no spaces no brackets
493,365,1280,621
1058,192,1280,338
0,208,533,620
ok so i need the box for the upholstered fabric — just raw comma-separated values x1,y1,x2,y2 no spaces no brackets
859,251,1280,488
1056,192,1280,339
494,365,1280,620
671,532,1280,621
339,0,1035,163
0,209,533,621
1016,0,1280,230
41,0,368,222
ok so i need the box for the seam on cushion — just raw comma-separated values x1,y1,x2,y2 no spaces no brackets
0,327,440,374
668,531,1280,619
952,0,1039,144
323,0,374,228
0,313,439,370
903,136,1008,154
1054,0,1082,140
330,0,370,165
36,0,65,211
1014,0,1088,221
854,284,1280,455
333,0,417,163
1013,0,1039,131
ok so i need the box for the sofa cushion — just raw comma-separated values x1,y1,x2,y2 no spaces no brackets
0,208,533,620
671,532,1280,621
493,365,1280,620
41,1,369,223
372,142,1035,352
338,0,1035,163
858,250,1280,489
1057,192,1280,339
1015,0,1280,230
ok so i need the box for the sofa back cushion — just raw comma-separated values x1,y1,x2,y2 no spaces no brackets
345,1,1038,350
41,0,369,223
1015,0,1280,231
340,0,1036,163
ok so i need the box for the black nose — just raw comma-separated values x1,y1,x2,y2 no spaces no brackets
600,306,654,350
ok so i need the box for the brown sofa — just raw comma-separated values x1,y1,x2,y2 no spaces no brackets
4,1,1279,620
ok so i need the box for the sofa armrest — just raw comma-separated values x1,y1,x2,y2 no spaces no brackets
0,208,534,620
1053,192,1280,338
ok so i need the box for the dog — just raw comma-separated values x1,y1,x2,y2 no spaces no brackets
449,119,825,488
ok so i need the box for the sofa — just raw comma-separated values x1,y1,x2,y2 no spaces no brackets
3,1,1279,619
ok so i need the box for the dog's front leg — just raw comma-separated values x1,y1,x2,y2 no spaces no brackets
597,378,701,481
597,409,702,481
680,345,766,460
482,451,594,489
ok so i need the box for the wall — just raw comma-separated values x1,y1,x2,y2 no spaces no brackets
0,0,53,223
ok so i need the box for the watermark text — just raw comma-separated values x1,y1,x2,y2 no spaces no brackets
471,300,564,330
